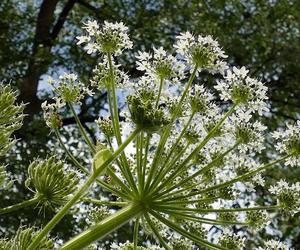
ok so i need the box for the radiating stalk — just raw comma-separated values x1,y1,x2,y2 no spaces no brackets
0,197,39,215
82,197,128,207
55,128,132,198
150,210,227,250
154,143,239,198
68,103,96,154
155,77,164,108
144,213,171,250
144,66,198,192
152,104,237,194
107,52,139,195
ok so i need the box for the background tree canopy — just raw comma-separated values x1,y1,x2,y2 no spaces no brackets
0,0,299,248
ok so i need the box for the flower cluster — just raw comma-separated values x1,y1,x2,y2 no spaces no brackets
215,66,269,115
256,239,290,250
217,231,246,249
269,180,300,214
273,121,300,167
174,32,228,74
48,73,93,104
77,20,132,55
136,47,185,82
90,57,130,90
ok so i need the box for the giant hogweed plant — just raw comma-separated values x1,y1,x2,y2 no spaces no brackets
1,20,300,250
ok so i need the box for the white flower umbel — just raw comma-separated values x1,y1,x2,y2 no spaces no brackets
77,20,132,55
90,56,130,90
273,121,300,167
215,66,269,115
48,73,93,104
174,32,228,74
136,47,185,83
255,239,291,250
269,180,300,215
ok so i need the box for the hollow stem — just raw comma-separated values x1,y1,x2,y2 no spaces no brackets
61,203,143,250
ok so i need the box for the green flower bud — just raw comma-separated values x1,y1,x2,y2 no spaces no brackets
1,227,54,250
127,89,170,133
26,156,79,209
0,84,25,156
246,210,268,229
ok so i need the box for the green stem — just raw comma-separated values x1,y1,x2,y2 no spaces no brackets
28,128,139,250
0,197,39,215
107,52,139,195
154,208,247,226
133,217,140,250
144,213,171,250
68,103,96,154
155,77,164,108
82,197,128,207
54,128,87,173
61,203,143,250
148,142,190,194
150,210,227,250
154,204,282,213
141,134,151,192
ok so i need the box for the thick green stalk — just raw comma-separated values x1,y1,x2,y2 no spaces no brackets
61,203,143,250
151,210,227,250
68,103,96,154
0,197,39,215
27,128,139,250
